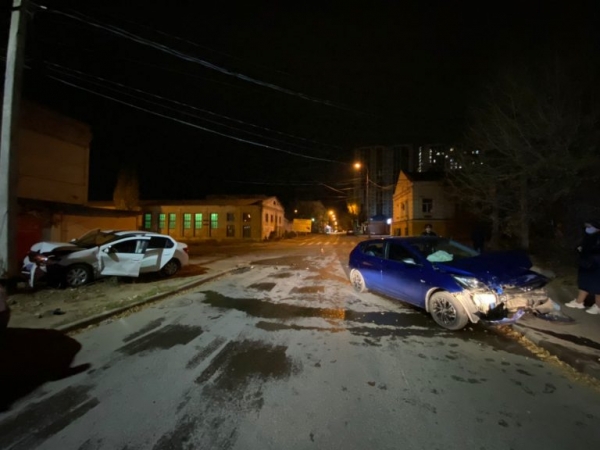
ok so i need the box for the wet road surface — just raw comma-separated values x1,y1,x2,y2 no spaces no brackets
1,235,599,449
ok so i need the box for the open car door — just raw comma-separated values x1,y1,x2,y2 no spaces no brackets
99,237,150,277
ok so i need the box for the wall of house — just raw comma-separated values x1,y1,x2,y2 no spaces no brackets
17,102,91,205
392,177,457,237
139,204,274,241
53,215,139,242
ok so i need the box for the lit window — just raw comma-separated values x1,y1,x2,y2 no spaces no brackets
158,213,166,230
211,213,218,229
242,212,251,222
168,213,176,231
194,213,203,230
143,213,152,230
183,213,192,230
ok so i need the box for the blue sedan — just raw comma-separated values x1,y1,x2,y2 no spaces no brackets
348,237,549,330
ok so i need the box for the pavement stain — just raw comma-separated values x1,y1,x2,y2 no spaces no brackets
0,385,99,450
117,324,203,356
186,336,227,369
248,282,276,292
122,318,165,343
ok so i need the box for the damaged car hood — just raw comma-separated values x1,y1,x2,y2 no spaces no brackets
434,251,548,288
30,241,84,254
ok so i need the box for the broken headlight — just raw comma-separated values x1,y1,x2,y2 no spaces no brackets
452,275,487,290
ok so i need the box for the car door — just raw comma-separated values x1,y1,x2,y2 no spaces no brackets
99,237,150,277
139,236,177,273
381,241,428,307
357,241,385,290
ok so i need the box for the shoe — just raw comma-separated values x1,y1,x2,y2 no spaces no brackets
586,304,600,315
565,299,586,309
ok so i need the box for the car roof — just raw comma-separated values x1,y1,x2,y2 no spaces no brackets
114,231,177,240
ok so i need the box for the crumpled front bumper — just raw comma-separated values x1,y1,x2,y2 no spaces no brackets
458,286,551,326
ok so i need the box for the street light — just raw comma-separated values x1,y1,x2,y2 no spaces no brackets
354,162,370,237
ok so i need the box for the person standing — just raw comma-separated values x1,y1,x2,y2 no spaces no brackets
421,224,437,237
565,220,600,314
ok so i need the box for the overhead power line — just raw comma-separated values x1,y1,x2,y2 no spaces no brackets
32,3,368,116
44,61,342,152
46,73,344,164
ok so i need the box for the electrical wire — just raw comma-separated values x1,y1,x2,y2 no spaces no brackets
46,73,344,164
32,3,369,116
45,61,343,151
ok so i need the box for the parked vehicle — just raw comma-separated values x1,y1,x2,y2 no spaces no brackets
348,236,550,330
22,229,189,288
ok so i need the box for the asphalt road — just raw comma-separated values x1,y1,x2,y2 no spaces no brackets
1,235,599,450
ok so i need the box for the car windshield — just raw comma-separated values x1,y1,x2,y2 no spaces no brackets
73,229,121,248
410,238,478,263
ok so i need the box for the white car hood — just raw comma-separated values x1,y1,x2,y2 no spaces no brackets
30,241,77,253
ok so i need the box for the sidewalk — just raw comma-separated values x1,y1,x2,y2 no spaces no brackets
5,256,250,333
511,279,600,380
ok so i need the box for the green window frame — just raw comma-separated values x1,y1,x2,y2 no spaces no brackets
183,213,192,230
143,213,152,230
194,213,203,230
158,213,166,230
210,213,218,229
168,213,177,231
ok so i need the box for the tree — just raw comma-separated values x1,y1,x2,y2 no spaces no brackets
113,166,140,211
449,61,600,249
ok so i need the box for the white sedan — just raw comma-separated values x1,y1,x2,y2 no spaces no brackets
22,229,189,288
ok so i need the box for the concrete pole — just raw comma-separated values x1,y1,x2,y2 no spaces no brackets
0,0,29,279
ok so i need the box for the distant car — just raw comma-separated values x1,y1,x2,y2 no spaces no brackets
22,229,189,288
348,236,549,330
346,229,355,235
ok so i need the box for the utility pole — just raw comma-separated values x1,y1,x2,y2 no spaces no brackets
0,0,29,280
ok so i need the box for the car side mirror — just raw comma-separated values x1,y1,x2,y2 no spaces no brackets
402,258,417,265
103,246,115,254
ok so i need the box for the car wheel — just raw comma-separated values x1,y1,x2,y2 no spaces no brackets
65,264,93,287
428,291,469,331
349,269,367,293
160,258,180,277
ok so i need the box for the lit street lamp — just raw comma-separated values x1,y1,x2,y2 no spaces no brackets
354,162,370,237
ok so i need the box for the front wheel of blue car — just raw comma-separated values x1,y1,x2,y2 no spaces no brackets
429,291,469,331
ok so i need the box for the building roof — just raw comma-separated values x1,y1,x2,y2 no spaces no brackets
136,196,280,207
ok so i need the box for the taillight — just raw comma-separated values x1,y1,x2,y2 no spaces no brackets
183,247,189,253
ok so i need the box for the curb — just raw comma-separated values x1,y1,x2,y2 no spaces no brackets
512,323,600,381
56,266,247,334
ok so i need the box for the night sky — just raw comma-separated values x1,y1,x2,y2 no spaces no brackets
2,0,599,210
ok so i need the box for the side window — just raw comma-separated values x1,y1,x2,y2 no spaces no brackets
158,214,166,231
226,224,235,237
111,239,143,254
210,213,218,229
242,212,251,222
148,237,168,249
270,214,274,223
194,213,203,230
264,213,268,222
227,212,235,222
387,242,416,262
363,242,384,257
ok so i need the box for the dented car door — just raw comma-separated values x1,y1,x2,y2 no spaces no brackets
99,237,150,277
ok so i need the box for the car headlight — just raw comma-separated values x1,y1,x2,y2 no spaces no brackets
452,275,488,290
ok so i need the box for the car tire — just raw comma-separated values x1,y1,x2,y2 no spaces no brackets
428,291,469,331
160,258,180,277
349,269,367,293
65,264,93,287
